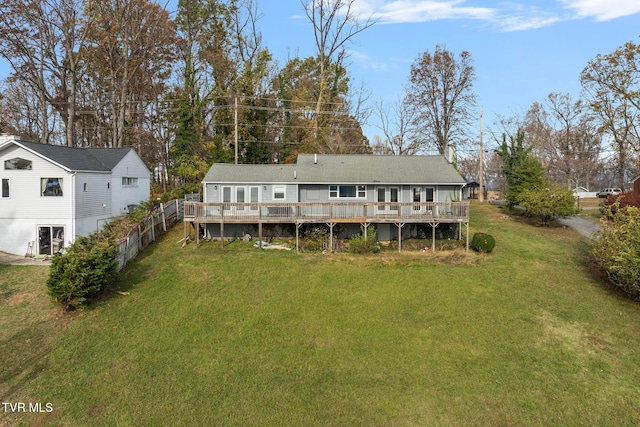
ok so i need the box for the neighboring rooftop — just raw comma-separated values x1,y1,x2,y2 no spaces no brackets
0,135,134,172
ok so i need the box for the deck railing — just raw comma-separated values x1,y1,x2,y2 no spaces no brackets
184,201,469,222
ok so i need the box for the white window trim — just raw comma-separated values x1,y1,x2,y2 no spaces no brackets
328,184,367,199
273,185,286,200
122,177,139,187
41,178,64,197
1,178,10,199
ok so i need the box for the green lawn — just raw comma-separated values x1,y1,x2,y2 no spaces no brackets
2,203,640,426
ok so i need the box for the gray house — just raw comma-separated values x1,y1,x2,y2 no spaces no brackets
184,154,470,251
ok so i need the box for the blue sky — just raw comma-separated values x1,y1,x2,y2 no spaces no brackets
1,0,639,151
257,0,640,149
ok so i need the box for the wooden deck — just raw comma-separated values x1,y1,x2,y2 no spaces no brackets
184,201,470,252
184,201,469,223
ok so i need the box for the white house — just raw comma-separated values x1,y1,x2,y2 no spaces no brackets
0,135,150,256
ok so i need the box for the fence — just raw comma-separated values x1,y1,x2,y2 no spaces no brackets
115,198,184,271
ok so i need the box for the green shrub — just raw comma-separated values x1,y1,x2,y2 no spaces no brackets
303,226,329,252
349,225,380,254
471,232,496,253
591,206,640,298
46,235,118,310
519,183,577,225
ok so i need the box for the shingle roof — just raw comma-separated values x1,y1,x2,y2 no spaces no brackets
9,139,133,171
203,154,466,185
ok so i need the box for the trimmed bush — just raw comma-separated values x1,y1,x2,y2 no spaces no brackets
591,206,640,298
46,234,118,310
471,232,496,253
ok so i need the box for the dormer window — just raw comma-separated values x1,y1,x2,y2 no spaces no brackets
4,157,32,170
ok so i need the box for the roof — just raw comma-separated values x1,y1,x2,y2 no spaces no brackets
203,154,466,185
1,138,135,172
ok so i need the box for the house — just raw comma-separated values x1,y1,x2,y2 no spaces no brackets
184,154,469,251
633,176,640,195
0,135,150,256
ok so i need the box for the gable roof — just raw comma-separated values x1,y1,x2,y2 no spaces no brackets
204,154,466,185
1,138,135,172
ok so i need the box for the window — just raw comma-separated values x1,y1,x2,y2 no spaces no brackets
273,185,285,200
237,187,245,210
425,187,434,202
4,158,32,170
41,178,63,196
330,185,366,199
250,186,259,210
122,177,138,187
1,179,9,198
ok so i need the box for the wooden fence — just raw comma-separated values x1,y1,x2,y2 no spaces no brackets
115,199,184,271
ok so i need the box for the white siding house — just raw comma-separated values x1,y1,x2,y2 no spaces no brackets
0,135,150,256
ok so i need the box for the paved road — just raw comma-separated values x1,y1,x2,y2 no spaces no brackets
557,216,602,238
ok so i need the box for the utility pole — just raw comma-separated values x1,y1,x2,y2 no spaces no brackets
479,107,484,202
234,97,238,165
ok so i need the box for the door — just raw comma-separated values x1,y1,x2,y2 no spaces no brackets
38,226,64,256
411,187,435,214
377,187,399,214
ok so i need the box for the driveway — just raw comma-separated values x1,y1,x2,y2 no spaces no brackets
557,216,602,238
0,251,51,266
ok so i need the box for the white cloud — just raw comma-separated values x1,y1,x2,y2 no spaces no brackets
352,0,495,24
348,50,393,72
558,0,640,21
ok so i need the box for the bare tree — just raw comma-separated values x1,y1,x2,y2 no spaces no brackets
581,41,640,188
374,95,422,155
301,0,374,136
407,45,476,155
0,0,92,146
524,93,602,189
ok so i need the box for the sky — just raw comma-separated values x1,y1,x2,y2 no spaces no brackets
1,0,639,153
256,0,640,151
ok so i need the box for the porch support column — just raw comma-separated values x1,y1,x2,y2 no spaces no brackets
328,222,336,253
183,220,187,245
466,222,469,252
220,221,224,248
258,222,263,249
195,221,200,246
362,222,369,239
396,222,405,252
431,222,439,253
296,222,302,253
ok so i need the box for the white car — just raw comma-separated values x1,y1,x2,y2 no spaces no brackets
596,188,622,198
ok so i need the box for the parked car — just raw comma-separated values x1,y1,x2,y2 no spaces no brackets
596,188,622,198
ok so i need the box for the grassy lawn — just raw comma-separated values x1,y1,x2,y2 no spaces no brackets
2,203,640,426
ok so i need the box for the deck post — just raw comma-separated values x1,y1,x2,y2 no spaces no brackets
396,222,404,252
258,222,263,249
431,222,438,252
466,222,469,252
220,221,224,248
296,222,300,253
328,222,335,253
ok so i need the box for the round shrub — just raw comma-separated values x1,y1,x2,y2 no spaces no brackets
471,232,496,253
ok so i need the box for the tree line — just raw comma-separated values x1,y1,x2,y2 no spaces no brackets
0,0,378,193
1,0,638,195
456,40,640,193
